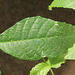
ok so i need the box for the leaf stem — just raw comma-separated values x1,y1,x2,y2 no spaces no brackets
42,58,54,75
49,59,54,75
50,68,54,75
42,58,46,63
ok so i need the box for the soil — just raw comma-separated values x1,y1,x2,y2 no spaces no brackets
0,0,75,75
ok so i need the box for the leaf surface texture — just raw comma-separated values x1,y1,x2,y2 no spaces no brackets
0,16,75,61
49,0,75,10
29,62,50,75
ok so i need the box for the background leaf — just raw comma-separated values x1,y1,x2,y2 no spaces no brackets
0,71,1,75
65,44,75,59
49,0,75,10
0,16,75,61
29,62,50,75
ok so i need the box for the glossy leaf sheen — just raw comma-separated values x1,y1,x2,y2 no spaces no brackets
0,16,75,61
29,62,50,75
49,0,75,10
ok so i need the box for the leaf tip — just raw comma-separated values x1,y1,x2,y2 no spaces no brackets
48,6,52,11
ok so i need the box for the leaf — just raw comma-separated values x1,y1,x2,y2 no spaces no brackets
0,16,75,61
65,44,75,59
49,0,75,10
0,71,1,75
29,62,50,75
47,54,65,68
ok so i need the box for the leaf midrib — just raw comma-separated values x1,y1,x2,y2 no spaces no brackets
0,34,74,44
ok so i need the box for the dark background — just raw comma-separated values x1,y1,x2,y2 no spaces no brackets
0,0,75,75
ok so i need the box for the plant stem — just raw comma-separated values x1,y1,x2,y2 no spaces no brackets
42,58,54,75
49,59,54,75
42,58,46,63
50,68,54,75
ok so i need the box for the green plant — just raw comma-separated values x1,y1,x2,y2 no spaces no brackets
0,0,75,75
49,0,75,10
0,71,1,75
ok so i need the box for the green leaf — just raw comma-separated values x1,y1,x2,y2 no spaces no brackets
49,0,75,10
47,54,65,68
0,16,75,61
65,44,75,59
0,71,1,75
29,62,50,75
